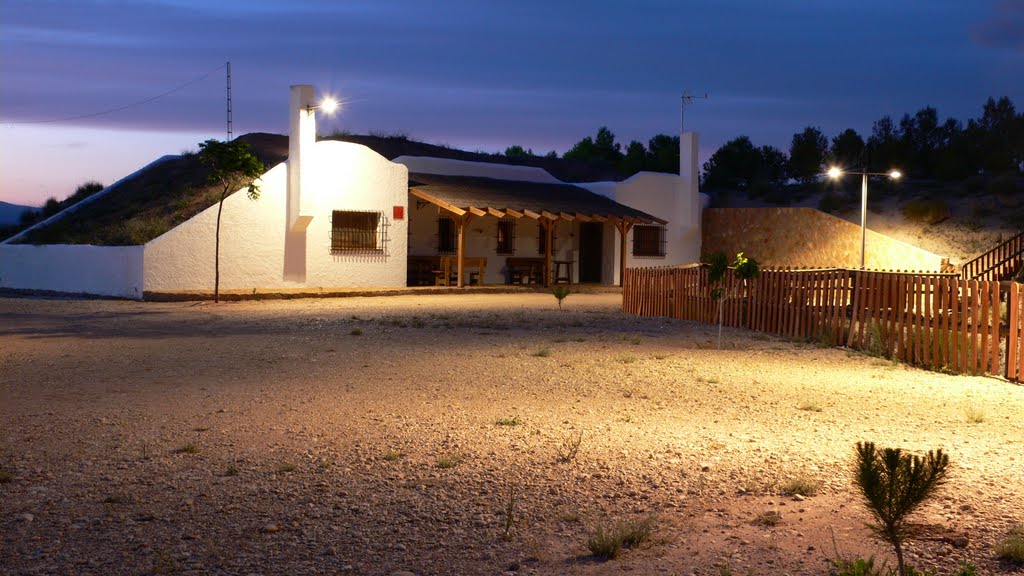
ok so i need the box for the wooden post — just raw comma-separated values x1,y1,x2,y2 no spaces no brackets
456,215,468,288
543,219,554,287
615,220,633,287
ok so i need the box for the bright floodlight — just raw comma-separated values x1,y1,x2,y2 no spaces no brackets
889,170,902,180
827,166,843,179
320,97,339,115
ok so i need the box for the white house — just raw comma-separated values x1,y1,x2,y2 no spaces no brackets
0,85,703,299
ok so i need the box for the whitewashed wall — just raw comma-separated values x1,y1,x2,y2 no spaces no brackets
144,141,408,292
0,244,144,298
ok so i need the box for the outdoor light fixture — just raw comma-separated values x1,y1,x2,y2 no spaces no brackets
826,166,904,269
305,96,339,116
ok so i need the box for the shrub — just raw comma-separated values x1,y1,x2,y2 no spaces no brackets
853,442,950,576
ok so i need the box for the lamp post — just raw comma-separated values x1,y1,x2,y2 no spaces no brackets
826,166,902,269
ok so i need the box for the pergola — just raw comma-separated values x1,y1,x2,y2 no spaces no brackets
408,173,666,287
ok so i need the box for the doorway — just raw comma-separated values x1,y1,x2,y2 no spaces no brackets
578,222,603,283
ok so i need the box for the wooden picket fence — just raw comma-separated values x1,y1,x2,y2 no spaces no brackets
1009,282,1024,382
622,265,1024,381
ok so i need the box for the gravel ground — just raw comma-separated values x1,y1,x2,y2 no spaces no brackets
1,293,1022,576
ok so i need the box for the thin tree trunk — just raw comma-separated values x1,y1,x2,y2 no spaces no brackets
215,190,226,303
895,540,905,576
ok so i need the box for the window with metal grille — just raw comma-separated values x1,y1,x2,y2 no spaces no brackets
496,219,516,255
537,224,557,255
331,210,385,252
632,224,666,257
437,217,456,254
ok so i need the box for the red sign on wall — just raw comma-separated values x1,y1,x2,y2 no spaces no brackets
393,206,405,220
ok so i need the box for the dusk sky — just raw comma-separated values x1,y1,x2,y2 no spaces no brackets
2,0,1022,206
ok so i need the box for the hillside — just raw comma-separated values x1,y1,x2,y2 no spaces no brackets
0,201,34,227
706,176,1023,266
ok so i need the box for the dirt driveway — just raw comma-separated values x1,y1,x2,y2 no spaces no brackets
1,293,1021,575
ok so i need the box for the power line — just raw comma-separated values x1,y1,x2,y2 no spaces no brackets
5,63,227,125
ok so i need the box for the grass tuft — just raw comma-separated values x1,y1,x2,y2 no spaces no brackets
556,430,584,463
496,417,522,427
435,454,463,469
350,328,363,336
780,476,819,497
797,400,823,412
177,442,199,455
753,510,782,526
963,403,986,424
586,516,655,560
996,525,1024,565
382,451,405,462
532,348,552,358
277,463,297,473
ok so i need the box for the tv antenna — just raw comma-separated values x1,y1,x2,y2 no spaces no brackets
680,90,708,135
226,61,233,141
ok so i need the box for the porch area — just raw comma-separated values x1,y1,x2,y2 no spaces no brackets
406,173,664,288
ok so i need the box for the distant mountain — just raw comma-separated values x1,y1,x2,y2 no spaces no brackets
0,201,35,227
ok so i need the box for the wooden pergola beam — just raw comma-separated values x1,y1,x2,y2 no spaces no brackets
573,213,592,222
467,206,487,217
411,188,465,216
522,209,541,220
558,212,575,221
504,208,524,219
540,210,560,221
487,207,506,218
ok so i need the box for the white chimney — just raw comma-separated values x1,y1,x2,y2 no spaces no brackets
679,132,700,231
287,84,316,231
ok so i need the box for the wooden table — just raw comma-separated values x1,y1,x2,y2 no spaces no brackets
436,256,486,286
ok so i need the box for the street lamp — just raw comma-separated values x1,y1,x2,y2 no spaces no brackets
826,166,902,269
305,96,339,116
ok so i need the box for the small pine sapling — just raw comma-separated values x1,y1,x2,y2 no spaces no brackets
705,251,760,348
552,284,570,310
853,442,950,576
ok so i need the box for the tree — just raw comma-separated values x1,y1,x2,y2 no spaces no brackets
854,442,950,576
967,96,1022,174
756,145,788,188
701,136,763,191
830,128,865,169
620,140,647,175
866,115,906,173
788,126,829,184
646,134,680,174
504,145,533,158
198,139,264,303
564,127,622,166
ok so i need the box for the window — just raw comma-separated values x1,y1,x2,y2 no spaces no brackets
537,224,557,255
632,225,666,257
331,210,385,252
496,219,516,255
437,217,456,254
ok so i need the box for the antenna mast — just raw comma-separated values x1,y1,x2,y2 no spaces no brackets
226,61,233,141
680,90,708,135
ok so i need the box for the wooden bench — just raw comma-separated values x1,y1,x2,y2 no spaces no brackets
506,257,545,285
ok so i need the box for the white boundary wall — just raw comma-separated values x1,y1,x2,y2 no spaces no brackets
0,244,143,298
